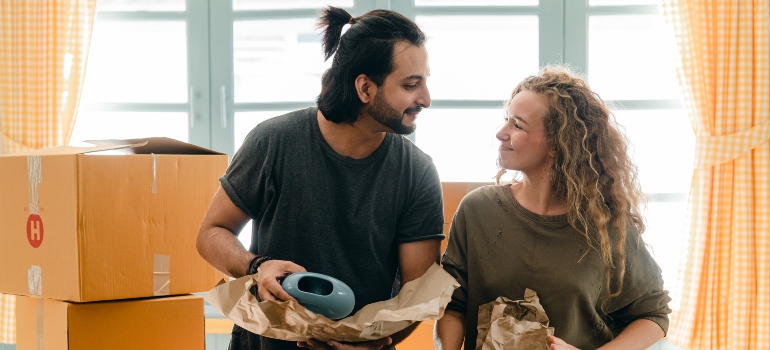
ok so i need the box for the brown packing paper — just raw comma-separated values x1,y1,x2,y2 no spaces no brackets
205,263,459,342
476,289,555,350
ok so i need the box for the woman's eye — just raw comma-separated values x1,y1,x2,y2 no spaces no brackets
504,116,523,130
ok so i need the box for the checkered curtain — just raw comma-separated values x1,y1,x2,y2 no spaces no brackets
661,1,770,349
0,0,97,344
0,0,97,154
0,295,12,345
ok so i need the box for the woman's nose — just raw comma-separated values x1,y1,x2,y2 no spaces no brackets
496,125,509,141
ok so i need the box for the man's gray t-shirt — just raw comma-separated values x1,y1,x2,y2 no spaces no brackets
220,107,444,349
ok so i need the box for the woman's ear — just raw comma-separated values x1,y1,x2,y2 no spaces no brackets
355,74,373,104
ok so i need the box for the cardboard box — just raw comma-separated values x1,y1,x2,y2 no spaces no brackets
0,138,227,302
16,294,204,350
440,182,486,251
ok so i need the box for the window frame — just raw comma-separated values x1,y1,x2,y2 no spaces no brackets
78,0,211,146
79,0,689,202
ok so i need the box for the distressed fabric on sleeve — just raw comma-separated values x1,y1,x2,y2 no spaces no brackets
605,238,672,336
442,205,469,314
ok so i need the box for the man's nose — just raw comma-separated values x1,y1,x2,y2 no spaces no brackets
418,86,431,108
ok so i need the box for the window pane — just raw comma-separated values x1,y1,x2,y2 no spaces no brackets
233,0,352,11
416,0,538,5
81,21,187,103
233,19,329,103
69,112,188,146
415,109,502,182
234,111,291,152
613,109,694,194
589,0,658,5
588,15,680,100
97,0,185,11
643,201,689,302
417,16,539,101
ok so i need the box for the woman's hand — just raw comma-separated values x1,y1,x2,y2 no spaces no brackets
297,337,393,350
550,336,580,350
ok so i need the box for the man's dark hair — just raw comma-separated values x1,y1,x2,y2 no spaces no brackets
315,7,426,123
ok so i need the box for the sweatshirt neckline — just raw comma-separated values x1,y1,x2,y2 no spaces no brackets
501,184,568,223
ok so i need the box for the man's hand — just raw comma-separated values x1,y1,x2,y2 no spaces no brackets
255,259,306,302
297,337,393,349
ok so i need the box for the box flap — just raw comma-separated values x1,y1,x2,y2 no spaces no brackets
85,137,223,155
0,143,142,157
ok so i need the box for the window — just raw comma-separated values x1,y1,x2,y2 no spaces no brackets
73,0,209,145
74,0,693,302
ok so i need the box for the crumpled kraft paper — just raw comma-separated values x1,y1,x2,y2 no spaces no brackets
476,289,555,350
205,263,459,342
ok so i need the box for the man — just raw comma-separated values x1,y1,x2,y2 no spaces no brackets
196,6,444,350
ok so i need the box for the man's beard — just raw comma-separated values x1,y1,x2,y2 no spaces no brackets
368,93,421,135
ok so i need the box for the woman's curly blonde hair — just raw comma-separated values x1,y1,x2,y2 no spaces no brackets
496,65,646,300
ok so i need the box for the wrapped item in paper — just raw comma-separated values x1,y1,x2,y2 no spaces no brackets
205,263,459,342
476,289,555,350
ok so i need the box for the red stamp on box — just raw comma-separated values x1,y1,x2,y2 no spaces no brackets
27,214,44,248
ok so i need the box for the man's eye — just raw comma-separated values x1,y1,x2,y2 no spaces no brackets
404,84,417,89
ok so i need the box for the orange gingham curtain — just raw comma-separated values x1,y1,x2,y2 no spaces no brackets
0,0,96,154
0,0,97,344
0,296,12,345
661,0,770,349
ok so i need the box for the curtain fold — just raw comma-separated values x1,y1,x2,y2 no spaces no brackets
661,0,770,349
0,0,97,344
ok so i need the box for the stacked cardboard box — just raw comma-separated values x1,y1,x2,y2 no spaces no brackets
0,138,228,349
15,294,205,349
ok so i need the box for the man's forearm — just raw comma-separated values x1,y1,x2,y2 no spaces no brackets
197,226,254,278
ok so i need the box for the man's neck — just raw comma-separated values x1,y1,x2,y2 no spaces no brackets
317,110,387,159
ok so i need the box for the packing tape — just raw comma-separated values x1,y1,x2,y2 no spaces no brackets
28,265,42,296
27,265,43,349
27,158,44,348
27,156,42,214
152,153,158,193
153,254,170,296
36,298,44,350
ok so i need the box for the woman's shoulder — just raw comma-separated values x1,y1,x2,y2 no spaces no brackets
458,184,509,208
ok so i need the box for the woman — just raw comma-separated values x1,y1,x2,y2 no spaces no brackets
434,65,671,350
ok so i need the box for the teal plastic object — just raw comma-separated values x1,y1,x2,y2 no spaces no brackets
281,272,355,320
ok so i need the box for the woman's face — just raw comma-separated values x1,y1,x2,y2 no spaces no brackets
496,89,554,175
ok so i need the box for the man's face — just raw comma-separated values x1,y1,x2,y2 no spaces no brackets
366,42,431,135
